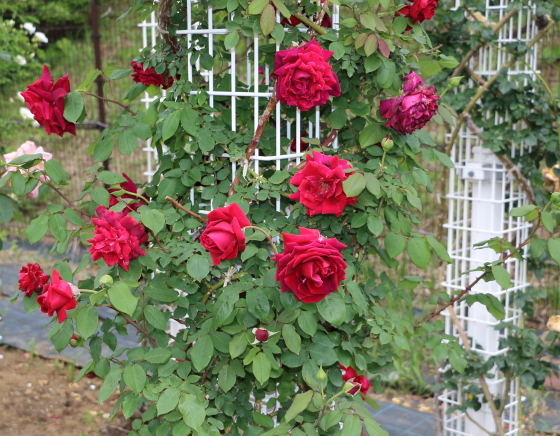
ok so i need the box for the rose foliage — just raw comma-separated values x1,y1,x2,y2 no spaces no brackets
3,1,560,436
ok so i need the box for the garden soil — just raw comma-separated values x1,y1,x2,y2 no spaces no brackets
0,346,132,436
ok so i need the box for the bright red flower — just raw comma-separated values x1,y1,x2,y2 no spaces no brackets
339,364,358,382
108,173,148,213
273,40,341,112
289,151,357,217
131,61,174,89
200,203,251,266
380,70,439,135
37,269,76,323
273,227,347,303
289,132,309,153
356,375,371,395
396,0,439,26
21,65,76,137
18,263,50,297
87,206,148,271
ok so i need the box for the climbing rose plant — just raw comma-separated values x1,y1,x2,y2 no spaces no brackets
4,0,560,435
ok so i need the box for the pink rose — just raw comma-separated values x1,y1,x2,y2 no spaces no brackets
131,61,174,89
4,141,53,198
87,206,148,271
273,40,341,112
200,203,251,266
18,263,50,297
37,269,77,323
396,0,439,25
21,65,76,137
289,151,357,217
108,173,148,214
273,227,347,303
380,70,439,135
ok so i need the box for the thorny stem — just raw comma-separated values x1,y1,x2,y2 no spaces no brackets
114,308,159,348
200,272,248,305
228,85,278,196
415,212,542,329
166,196,207,223
292,13,327,35
148,228,169,254
83,91,137,116
244,225,278,253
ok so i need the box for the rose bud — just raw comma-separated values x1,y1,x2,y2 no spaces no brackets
344,380,362,397
551,192,560,204
253,328,270,342
317,367,327,381
381,137,394,151
99,275,114,287
355,375,371,395
69,334,80,348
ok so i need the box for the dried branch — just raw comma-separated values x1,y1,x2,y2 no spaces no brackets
157,0,180,53
166,196,207,223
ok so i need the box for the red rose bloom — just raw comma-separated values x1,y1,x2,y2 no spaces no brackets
340,364,358,382
273,227,347,303
21,65,76,137
87,206,148,271
356,375,371,395
131,61,174,89
108,173,148,213
18,263,50,297
289,132,309,153
200,203,251,266
289,151,357,217
273,40,341,112
396,0,439,25
37,269,76,323
380,70,439,135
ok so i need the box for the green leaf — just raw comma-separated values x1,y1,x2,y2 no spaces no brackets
64,91,85,123
162,111,181,142
98,368,123,403
117,130,137,155
23,294,40,313
347,281,367,314
11,171,26,197
269,171,291,184
76,307,99,339
439,54,459,69
123,364,146,394
107,282,138,316
44,160,67,184
49,214,68,243
260,4,276,36
247,0,268,14
64,208,84,226
108,68,132,80
360,13,376,31
364,173,381,196
246,289,270,320
284,391,313,423
364,56,382,73
157,387,181,415
328,109,348,129
76,69,102,91
271,0,290,18
509,204,537,217
229,332,248,359
393,16,409,34
363,418,388,436
218,365,237,392
191,335,214,371
282,324,301,355
530,238,546,258
393,335,410,351
491,265,511,289
94,136,114,162
187,255,210,281
144,305,168,330
376,61,395,89
180,108,201,137
359,123,388,148
224,32,240,50
433,150,454,168
317,292,345,326
26,215,49,244
548,239,560,266
341,414,362,436
385,232,405,258
253,352,271,385
97,171,127,185
542,211,555,232
91,186,110,206
448,349,467,373
363,34,378,57
144,347,172,364
297,311,317,336
5,153,43,166
123,82,147,102
342,173,366,197
139,206,165,234
179,394,206,429
426,235,452,263
407,237,431,269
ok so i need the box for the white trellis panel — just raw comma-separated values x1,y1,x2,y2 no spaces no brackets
440,1,538,435
138,4,340,350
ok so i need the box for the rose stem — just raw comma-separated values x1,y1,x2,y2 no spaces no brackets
294,129,339,170
114,309,159,348
165,196,207,222
82,91,137,115
292,13,327,35
244,225,278,253
201,272,248,305
228,85,278,197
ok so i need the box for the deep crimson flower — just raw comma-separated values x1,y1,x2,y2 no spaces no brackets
131,61,174,89
37,269,76,323
254,329,269,342
200,203,251,266
108,173,148,213
380,70,439,135
289,151,357,217
396,0,439,26
289,132,309,153
356,375,371,395
273,40,341,112
18,263,50,297
340,364,358,382
345,380,362,396
20,65,76,137
273,227,347,303
87,206,148,271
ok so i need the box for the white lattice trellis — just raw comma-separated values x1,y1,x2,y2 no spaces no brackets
441,1,538,435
